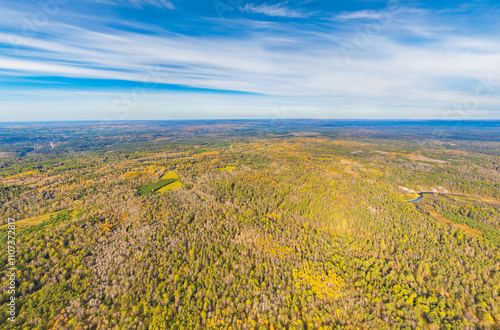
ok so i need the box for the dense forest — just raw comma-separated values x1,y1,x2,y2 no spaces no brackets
1,120,500,329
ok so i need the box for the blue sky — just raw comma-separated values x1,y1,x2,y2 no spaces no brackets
0,0,499,121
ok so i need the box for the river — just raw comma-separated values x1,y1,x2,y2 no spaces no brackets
406,193,424,203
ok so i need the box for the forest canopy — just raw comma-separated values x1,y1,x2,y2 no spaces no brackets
1,120,500,329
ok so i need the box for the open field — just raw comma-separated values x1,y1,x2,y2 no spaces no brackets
157,180,182,192
160,171,179,180
0,210,65,230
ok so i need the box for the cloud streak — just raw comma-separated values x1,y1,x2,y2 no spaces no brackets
240,2,306,18
0,1,499,120
335,10,388,21
92,0,175,9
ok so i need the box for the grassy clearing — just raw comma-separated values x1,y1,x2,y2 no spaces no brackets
427,209,451,225
0,210,66,230
0,211,78,241
444,212,500,246
160,171,179,180
157,180,182,192
137,171,182,195
138,179,177,196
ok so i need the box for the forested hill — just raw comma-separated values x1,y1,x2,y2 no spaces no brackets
1,121,500,329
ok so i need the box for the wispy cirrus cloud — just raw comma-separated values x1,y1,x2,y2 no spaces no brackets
93,0,175,9
240,2,306,18
0,0,499,120
334,7,425,21
335,10,387,21
2,14,499,100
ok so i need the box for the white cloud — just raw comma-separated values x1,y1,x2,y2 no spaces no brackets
335,10,387,20
240,3,305,18
334,7,426,21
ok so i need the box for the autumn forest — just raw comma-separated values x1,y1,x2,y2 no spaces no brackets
1,120,500,329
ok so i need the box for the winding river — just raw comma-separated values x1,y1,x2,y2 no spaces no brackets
406,193,424,203
406,192,500,211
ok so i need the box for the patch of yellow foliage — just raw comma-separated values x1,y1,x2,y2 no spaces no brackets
50,309,68,330
234,228,293,259
195,151,220,157
98,212,128,236
98,222,112,236
259,239,294,259
13,170,41,178
292,263,345,301
124,171,144,178
362,168,383,176
125,165,166,178
242,173,271,183
220,166,236,171
59,179,95,191
266,212,281,220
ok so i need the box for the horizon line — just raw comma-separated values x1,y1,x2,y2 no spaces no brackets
1,118,500,124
